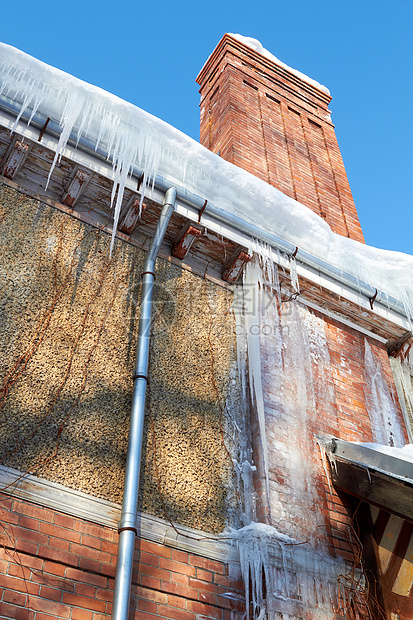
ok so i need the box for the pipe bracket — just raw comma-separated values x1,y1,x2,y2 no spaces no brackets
132,373,148,382
38,117,50,142
198,199,208,223
118,526,138,535
284,291,300,302
369,288,378,310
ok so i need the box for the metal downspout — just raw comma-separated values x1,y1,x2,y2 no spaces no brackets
111,187,176,620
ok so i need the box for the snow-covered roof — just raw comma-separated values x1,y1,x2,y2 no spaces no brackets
0,42,412,315
355,442,413,465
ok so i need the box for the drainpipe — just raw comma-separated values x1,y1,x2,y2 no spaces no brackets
111,187,176,620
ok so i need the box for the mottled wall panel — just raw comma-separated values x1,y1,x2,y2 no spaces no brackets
0,184,245,533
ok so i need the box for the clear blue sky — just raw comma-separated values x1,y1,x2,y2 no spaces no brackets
1,0,412,255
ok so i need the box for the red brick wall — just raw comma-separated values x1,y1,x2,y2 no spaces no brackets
0,495,244,619
244,303,408,617
251,311,407,559
197,34,365,243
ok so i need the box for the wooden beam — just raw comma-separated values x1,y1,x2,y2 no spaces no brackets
118,196,146,235
222,248,251,283
61,167,92,207
1,139,31,179
172,222,202,260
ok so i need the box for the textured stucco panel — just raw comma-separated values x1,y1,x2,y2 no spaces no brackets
0,184,244,533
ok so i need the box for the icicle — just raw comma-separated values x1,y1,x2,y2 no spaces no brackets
317,438,334,497
231,523,346,620
46,89,84,189
9,77,43,134
243,259,272,518
288,256,299,293
0,46,163,257
232,281,248,402
390,347,413,442
364,339,405,447
240,460,257,524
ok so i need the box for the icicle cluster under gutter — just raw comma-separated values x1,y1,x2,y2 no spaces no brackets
1,42,413,313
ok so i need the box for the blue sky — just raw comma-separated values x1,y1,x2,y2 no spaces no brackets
1,0,412,255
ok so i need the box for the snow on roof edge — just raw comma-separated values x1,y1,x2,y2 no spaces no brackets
354,442,413,465
1,41,413,311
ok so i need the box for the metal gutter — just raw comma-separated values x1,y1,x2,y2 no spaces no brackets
111,188,176,620
202,202,407,317
0,96,410,327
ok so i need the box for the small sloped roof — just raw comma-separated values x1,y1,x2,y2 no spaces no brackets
325,438,413,522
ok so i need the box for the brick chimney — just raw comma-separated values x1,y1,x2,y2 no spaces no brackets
196,34,364,242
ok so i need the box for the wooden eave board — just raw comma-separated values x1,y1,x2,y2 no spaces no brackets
330,456,413,524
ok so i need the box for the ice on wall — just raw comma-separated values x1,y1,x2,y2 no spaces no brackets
364,339,405,447
1,43,413,306
240,257,336,541
231,523,348,620
233,459,258,526
231,257,348,618
242,258,273,519
230,254,409,617
390,345,413,443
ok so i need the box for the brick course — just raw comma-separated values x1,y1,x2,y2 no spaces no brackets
0,495,244,619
